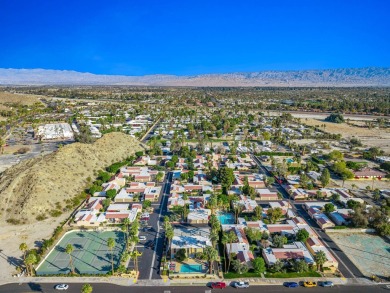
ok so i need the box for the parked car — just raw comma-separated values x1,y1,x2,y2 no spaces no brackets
211,282,227,289
303,281,317,288
320,281,334,287
232,281,249,288
138,236,147,241
284,282,299,288
55,284,69,290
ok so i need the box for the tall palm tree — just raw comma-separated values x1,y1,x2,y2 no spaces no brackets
221,233,229,273
123,218,131,250
107,238,115,275
210,230,219,248
202,246,218,275
24,252,37,276
314,250,327,271
165,227,174,256
65,244,74,274
19,243,28,271
130,250,142,273
226,231,238,272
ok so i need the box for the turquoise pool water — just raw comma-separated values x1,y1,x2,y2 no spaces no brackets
180,264,203,273
217,212,235,224
286,158,294,163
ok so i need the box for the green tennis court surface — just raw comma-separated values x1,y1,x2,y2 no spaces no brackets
36,230,125,275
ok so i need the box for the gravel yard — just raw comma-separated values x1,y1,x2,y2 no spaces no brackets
330,233,390,278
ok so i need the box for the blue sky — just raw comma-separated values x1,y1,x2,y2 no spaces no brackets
0,0,389,75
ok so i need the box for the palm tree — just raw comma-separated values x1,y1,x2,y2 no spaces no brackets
165,227,174,256
65,244,74,274
19,243,28,271
226,231,238,272
130,250,142,273
210,230,219,248
123,218,131,250
81,283,93,293
202,246,218,275
107,238,115,275
221,233,229,272
25,252,37,276
314,250,327,271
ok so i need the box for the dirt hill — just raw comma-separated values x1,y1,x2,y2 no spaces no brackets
0,132,145,224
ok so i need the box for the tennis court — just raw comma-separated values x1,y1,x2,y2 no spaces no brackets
36,230,125,275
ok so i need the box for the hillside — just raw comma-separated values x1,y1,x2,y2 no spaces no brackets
0,132,145,224
0,67,389,87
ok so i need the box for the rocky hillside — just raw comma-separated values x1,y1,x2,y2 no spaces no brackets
0,67,389,86
0,132,145,224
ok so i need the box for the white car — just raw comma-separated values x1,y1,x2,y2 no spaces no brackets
139,236,147,241
232,281,249,288
55,284,69,290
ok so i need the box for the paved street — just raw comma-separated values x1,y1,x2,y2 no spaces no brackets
136,172,172,280
1,283,389,293
251,155,364,279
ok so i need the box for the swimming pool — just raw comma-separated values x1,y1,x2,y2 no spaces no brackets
286,158,294,163
217,212,235,224
180,264,203,273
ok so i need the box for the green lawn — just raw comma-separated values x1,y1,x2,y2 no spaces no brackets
224,270,321,279
224,271,262,279
265,271,321,278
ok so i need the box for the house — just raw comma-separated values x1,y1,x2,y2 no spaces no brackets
144,186,161,201
187,208,211,224
329,211,349,226
256,188,278,200
353,168,386,179
170,226,212,259
313,213,335,229
262,241,314,266
306,237,338,271
222,226,254,267
236,194,258,213
115,188,135,203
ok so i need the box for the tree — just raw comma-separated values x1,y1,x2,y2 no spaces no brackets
202,246,219,274
272,235,287,248
175,248,187,262
81,283,93,293
19,243,28,271
271,260,284,272
267,207,283,223
165,226,174,255
253,206,263,220
320,169,330,187
296,229,310,243
347,199,361,209
292,259,309,273
231,259,248,274
266,176,275,187
314,250,327,271
226,231,238,271
325,113,345,123
219,167,235,193
156,171,164,182
25,252,37,276
252,257,266,274
106,189,117,199
65,244,74,274
324,203,336,214
107,238,116,275
221,233,229,272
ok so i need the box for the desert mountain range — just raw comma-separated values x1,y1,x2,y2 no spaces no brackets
0,67,389,87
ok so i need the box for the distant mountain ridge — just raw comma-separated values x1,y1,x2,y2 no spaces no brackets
0,67,389,86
